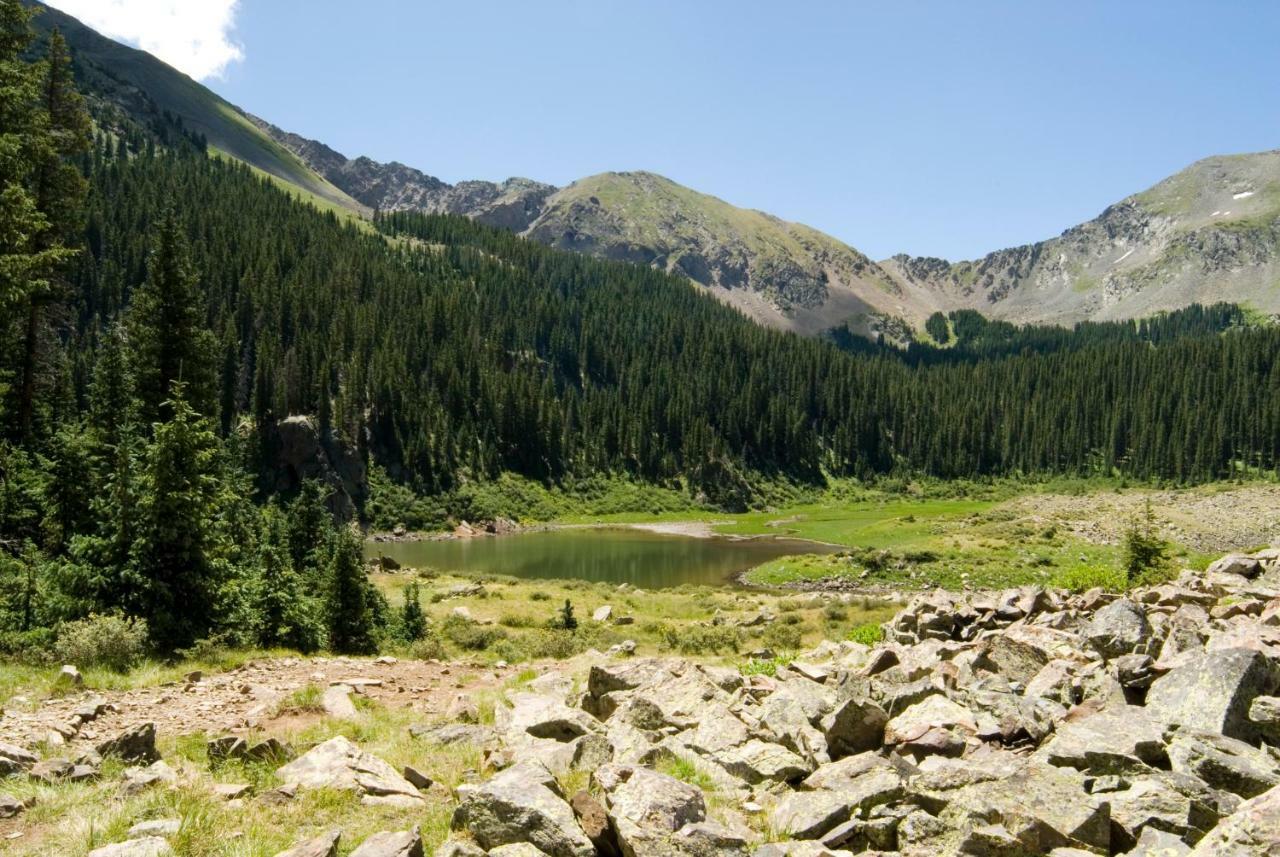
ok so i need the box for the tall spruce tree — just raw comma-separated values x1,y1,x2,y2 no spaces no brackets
323,524,378,655
128,212,216,425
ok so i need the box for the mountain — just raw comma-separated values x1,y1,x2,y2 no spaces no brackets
37,1,1280,335
29,1,363,215
881,151,1280,326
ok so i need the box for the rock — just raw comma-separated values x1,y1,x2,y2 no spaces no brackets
0,794,32,818
802,753,906,815
452,761,594,857
595,763,707,857
350,827,424,857
207,735,247,763
883,695,977,758
675,820,749,854
487,846,553,857
1128,826,1192,856
246,737,293,763
569,790,621,857
1146,648,1279,743
1207,554,1263,579
1083,598,1152,660
770,790,857,839
499,692,603,742
58,664,84,687
213,783,251,800
433,842,487,857
127,819,182,838
275,736,422,804
29,758,73,782
273,830,341,857
1247,695,1280,741
1166,729,1280,798
1035,704,1168,774
1187,783,1280,855
593,605,613,622
711,738,811,785
322,684,359,719
446,693,481,723
121,760,178,795
821,696,888,759
98,722,159,763
87,839,175,857
0,741,38,773
69,763,99,782
403,765,433,790
752,843,852,856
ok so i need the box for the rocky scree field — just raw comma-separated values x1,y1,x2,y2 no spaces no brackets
2,548,1280,855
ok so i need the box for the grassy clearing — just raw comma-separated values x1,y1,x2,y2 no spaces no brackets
2,699,477,856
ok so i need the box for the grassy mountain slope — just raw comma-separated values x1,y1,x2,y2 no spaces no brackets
883,150,1280,324
30,1,364,214
523,171,910,336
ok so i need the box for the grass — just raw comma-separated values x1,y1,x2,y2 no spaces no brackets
2,702,479,856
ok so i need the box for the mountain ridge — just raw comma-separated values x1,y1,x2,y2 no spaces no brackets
35,0,1280,335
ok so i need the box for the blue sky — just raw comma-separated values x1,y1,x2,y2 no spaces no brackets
53,1,1280,260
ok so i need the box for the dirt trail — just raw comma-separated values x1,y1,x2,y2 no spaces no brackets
0,656,510,753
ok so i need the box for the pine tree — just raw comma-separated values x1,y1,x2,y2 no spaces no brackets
252,507,323,653
129,382,229,649
399,581,426,642
324,524,378,654
557,598,577,631
128,212,216,424
1123,499,1168,584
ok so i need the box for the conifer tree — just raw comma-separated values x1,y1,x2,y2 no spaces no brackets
324,524,378,654
399,581,426,642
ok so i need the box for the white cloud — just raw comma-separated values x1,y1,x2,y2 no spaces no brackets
44,0,244,81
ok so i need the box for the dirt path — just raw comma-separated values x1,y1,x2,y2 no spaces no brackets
0,656,511,753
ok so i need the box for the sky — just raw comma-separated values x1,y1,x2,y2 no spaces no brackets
44,1,1280,261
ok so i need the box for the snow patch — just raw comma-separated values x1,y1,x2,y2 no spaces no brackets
1211,211,1222,217
1113,249,1134,264
1232,190,1255,200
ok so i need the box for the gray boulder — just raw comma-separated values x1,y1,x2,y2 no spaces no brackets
1187,783,1280,855
1036,704,1168,774
1146,648,1279,743
1166,729,1280,798
350,827,424,857
1247,695,1280,742
452,762,594,857
596,763,707,857
87,839,175,857
272,831,341,857
275,736,422,806
97,722,159,763
821,696,888,759
1083,599,1152,660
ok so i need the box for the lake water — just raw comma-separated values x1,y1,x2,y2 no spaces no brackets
365,527,833,588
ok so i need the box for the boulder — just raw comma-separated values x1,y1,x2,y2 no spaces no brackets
0,741,38,774
883,695,977,758
58,664,84,687
770,790,856,840
1035,704,1168,774
710,739,812,785
1187,783,1280,856
1247,695,1280,742
452,762,594,857
593,605,613,623
1127,826,1192,856
0,794,31,819
499,692,603,742
487,846,553,857
595,764,707,857
322,684,359,720
126,819,181,838
1146,648,1279,743
349,827,424,857
571,790,621,857
97,722,159,763
275,736,422,806
87,839,175,857
1166,730,1280,798
120,760,178,795
1083,599,1152,660
821,696,888,759
1206,554,1263,579
272,830,341,857
433,842,487,857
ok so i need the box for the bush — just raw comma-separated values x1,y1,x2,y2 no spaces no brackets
658,622,740,655
408,633,447,660
54,614,148,672
847,622,884,646
556,599,578,631
1051,564,1127,593
822,603,849,623
441,615,507,651
762,622,804,653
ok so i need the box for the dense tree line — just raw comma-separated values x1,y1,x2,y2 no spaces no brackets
1,0,1278,657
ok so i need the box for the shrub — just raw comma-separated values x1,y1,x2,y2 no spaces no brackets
740,656,789,677
658,623,740,655
408,633,446,660
557,599,578,631
1051,564,1127,593
762,622,804,653
529,591,551,601
54,614,148,672
441,615,507,651
847,622,884,646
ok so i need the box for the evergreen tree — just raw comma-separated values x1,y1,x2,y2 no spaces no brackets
1123,500,1168,584
557,598,577,631
129,382,229,649
399,581,426,642
128,212,216,425
252,507,323,653
323,524,377,654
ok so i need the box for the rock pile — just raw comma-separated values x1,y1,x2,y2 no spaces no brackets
438,548,1280,855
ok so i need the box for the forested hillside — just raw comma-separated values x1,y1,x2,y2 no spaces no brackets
2,2,1280,658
